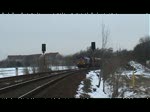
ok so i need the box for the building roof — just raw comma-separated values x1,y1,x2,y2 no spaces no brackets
7,52,59,60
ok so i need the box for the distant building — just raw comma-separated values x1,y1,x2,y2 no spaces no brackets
7,52,60,66
7,55,25,63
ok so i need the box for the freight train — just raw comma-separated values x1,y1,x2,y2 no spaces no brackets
76,56,101,68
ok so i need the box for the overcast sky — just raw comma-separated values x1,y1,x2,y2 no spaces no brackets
0,14,149,60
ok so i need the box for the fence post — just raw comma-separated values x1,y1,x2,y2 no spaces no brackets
16,67,18,76
132,71,135,88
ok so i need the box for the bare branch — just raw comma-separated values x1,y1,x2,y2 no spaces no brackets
102,23,110,49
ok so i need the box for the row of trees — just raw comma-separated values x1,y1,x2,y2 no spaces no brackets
62,36,149,69
133,36,150,65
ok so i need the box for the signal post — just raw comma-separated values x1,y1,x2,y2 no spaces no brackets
91,42,96,69
42,44,46,72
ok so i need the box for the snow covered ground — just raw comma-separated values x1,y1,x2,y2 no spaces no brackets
120,61,150,98
75,61,150,98
121,61,150,78
0,66,77,78
0,67,27,78
75,70,111,98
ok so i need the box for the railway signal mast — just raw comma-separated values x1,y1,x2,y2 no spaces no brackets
42,44,46,54
91,42,96,51
42,44,46,72
91,42,96,68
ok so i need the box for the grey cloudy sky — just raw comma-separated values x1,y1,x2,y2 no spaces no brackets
0,14,149,60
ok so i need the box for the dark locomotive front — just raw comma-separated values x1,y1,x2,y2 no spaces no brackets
76,57,101,68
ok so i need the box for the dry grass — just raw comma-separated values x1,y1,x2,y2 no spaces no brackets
79,93,91,98
82,78,92,93
78,78,92,98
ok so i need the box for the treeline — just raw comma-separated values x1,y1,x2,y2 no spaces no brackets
133,36,150,65
64,36,150,66
0,60,24,68
63,46,133,67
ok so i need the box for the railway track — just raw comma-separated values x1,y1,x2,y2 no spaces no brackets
0,69,82,98
0,69,71,89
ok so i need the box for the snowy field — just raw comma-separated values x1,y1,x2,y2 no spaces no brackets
75,61,150,98
0,67,26,78
0,66,77,78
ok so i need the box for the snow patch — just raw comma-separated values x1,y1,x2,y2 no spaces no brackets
75,69,110,98
0,66,77,78
122,61,150,77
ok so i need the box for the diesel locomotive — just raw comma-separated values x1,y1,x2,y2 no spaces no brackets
76,56,101,68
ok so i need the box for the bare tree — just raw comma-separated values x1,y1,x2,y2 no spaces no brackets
97,23,110,93
37,54,50,73
23,67,29,75
102,23,109,50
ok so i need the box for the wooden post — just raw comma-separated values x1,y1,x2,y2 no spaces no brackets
16,67,18,76
132,71,135,88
